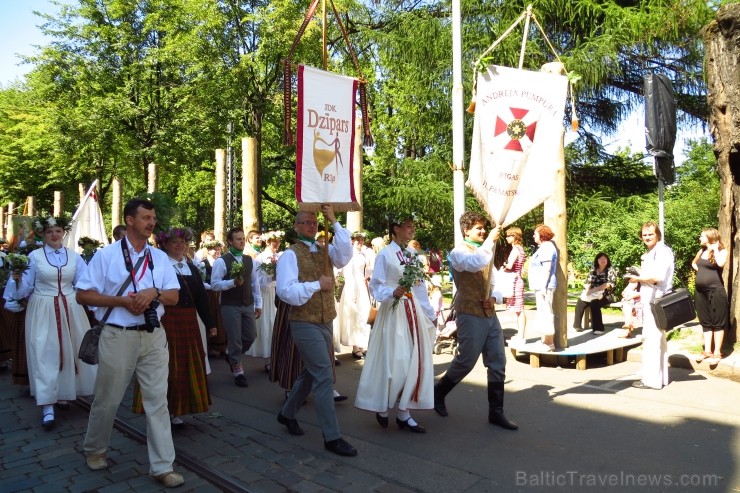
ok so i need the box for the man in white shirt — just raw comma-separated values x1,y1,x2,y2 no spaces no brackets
76,198,184,488
210,227,262,387
275,205,357,457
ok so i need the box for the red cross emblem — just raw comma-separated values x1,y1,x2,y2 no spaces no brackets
493,107,539,152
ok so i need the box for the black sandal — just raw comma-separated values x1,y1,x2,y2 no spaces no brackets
352,350,364,359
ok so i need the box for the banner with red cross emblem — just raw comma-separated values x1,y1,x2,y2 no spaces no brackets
468,65,568,226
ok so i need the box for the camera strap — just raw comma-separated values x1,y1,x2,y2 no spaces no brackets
97,254,147,326
121,240,155,293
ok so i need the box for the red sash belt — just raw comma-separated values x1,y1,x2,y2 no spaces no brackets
402,296,423,402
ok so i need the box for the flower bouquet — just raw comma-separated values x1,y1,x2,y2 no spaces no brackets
258,255,277,277
334,274,345,301
391,250,428,310
6,253,30,288
230,260,246,280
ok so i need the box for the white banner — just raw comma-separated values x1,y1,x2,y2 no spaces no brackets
468,65,568,226
296,65,360,212
63,180,109,251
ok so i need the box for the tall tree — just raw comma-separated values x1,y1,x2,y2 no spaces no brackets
704,2,740,344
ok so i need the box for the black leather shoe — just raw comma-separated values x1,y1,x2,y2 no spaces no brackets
631,380,659,390
376,413,389,428
42,414,55,431
333,394,348,402
396,417,426,433
56,401,71,411
324,438,358,457
277,413,305,436
234,374,248,387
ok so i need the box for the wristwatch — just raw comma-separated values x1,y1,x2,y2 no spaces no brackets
155,287,161,299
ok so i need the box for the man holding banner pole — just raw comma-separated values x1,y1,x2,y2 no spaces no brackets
275,204,358,456
434,211,518,430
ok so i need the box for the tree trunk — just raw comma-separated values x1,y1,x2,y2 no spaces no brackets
703,3,740,346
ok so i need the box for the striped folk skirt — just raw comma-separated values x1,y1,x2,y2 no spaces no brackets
269,298,336,391
2,307,29,386
133,305,211,416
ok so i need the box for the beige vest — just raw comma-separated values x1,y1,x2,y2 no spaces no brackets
288,243,336,323
452,242,489,317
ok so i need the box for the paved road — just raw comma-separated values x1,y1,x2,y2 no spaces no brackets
1,308,738,492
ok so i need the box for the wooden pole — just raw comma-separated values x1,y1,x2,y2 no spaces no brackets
540,61,568,350
112,177,122,229
0,206,5,240
214,149,227,243
26,196,36,217
544,131,568,350
242,137,259,232
53,191,63,217
147,162,158,194
346,117,364,233
7,202,15,249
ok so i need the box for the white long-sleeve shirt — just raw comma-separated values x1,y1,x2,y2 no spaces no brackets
209,252,263,309
276,222,352,307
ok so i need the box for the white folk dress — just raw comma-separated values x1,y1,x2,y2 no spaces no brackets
355,242,436,412
336,248,372,349
23,247,97,404
246,250,280,359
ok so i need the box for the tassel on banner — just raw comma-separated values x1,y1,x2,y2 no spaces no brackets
466,98,476,114
359,81,373,147
283,59,294,147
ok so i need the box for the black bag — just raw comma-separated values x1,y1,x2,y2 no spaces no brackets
649,288,695,330
78,323,103,365
77,254,146,365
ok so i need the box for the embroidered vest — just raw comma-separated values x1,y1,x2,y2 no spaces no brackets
288,243,336,323
220,253,254,306
452,242,489,317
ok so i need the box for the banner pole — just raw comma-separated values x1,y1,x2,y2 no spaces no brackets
517,5,533,70
322,0,327,70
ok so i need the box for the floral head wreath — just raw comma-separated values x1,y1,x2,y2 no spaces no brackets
33,215,73,233
78,236,103,248
202,240,223,250
156,227,194,247
262,230,284,243
350,231,366,240
384,212,418,226
315,231,332,241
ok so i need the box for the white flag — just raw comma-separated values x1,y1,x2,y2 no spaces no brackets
295,65,361,212
468,65,568,226
63,180,109,251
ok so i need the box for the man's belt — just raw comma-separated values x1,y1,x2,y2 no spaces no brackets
107,323,149,331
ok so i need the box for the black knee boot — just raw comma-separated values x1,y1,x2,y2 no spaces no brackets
487,381,518,430
434,375,457,417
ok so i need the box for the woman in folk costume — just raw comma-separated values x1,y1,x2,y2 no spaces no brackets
247,231,283,372
336,231,372,359
6,216,96,430
355,213,436,433
132,227,217,428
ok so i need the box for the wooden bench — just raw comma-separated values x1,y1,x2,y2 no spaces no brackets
508,330,641,370
578,302,623,330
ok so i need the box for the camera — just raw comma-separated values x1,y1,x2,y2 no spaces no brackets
144,300,160,332
623,266,640,278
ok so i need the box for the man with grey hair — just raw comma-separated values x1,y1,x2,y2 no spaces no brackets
275,205,357,456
